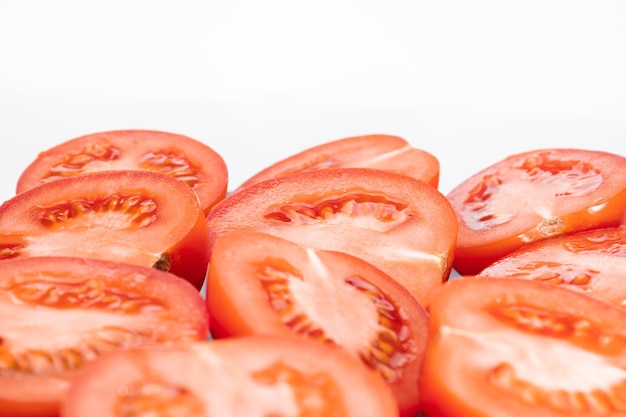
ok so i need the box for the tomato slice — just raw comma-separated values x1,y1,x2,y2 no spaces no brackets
207,230,429,417
447,148,626,275
0,256,209,417
60,335,399,417
1,170,210,289
477,225,626,309
15,129,228,216
207,167,458,305
420,276,626,417
235,133,440,190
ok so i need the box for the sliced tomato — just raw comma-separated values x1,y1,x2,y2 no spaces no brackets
235,133,440,190
1,170,209,289
477,225,626,309
447,148,626,275
207,230,429,417
420,276,626,417
16,129,228,215
206,167,458,305
60,335,399,417
0,256,209,417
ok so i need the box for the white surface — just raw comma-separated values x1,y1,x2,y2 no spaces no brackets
1,1,625,203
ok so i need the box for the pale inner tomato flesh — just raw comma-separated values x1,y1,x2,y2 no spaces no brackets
0,278,193,375
461,153,603,230
258,248,414,383
445,303,626,413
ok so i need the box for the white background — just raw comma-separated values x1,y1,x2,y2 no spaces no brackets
1,1,625,203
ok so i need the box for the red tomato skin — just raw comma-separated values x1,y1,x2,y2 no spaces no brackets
16,129,228,216
236,133,440,190
447,148,626,275
207,167,458,305
419,276,626,417
60,336,400,417
0,256,209,417
0,170,210,289
206,230,429,417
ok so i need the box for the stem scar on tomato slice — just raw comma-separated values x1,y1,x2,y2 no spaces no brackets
207,230,429,417
235,133,440,191
0,256,209,417
206,167,458,305
447,148,626,275
420,276,626,417
60,335,399,417
477,225,626,310
0,170,210,289
15,129,228,216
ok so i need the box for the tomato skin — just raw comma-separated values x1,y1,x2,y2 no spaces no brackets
420,276,626,417
60,336,400,417
0,256,209,417
207,230,429,417
477,225,626,309
16,129,228,216
207,167,458,305
447,148,626,275
236,133,440,190
1,170,210,289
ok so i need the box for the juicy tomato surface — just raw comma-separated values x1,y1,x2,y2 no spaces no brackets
447,148,626,275
206,167,458,305
235,133,440,190
15,129,228,216
477,225,626,309
0,170,210,289
420,276,626,417
207,230,429,417
0,256,209,417
60,335,399,417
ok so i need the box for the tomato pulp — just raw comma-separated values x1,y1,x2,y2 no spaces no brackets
207,167,458,305
420,276,626,417
16,129,228,216
0,256,209,417
1,170,210,289
207,230,429,417
447,148,626,275
236,133,440,190
60,335,399,417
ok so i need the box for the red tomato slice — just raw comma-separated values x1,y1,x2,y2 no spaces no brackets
447,148,626,275
16,129,228,216
477,225,626,309
0,256,209,417
1,170,210,289
206,167,458,305
60,335,399,417
420,276,626,417
207,230,429,417
235,133,440,190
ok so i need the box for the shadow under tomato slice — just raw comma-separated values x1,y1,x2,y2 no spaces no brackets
207,230,429,417
0,256,209,417
420,276,626,417
0,170,210,289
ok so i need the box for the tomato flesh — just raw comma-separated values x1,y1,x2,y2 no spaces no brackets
16,129,228,216
447,148,626,275
478,225,626,309
207,167,458,305
1,170,210,289
60,336,399,417
420,276,626,417
236,134,440,190
207,230,429,417
0,256,209,417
